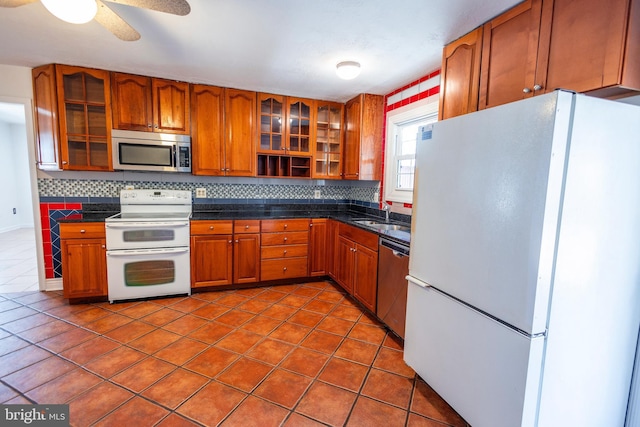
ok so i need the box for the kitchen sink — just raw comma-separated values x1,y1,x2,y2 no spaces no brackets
369,223,410,232
353,220,410,233
353,220,379,226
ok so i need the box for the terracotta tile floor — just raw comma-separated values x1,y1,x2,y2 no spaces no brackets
0,280,469,427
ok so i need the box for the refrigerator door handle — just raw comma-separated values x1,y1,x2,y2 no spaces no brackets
406,275,431,289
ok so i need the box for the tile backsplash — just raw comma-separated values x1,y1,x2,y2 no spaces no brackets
37,177,381,205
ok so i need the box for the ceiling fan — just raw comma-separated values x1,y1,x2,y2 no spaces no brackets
0,0,191,41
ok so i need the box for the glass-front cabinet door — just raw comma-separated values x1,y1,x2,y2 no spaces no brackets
286,97,313,155
56,65,112,171
314,101,343,179
258,93,285,153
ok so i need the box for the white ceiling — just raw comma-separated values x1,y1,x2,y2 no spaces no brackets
0,0,523,103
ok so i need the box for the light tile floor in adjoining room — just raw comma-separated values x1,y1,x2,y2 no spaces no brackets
0,228,39,293
0,280,469,427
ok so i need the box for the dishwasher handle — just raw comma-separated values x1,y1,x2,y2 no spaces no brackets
379,238,410,257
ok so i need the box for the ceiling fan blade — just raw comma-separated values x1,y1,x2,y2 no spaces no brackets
104,0,190,16
0,0,37,7
95,0,140,41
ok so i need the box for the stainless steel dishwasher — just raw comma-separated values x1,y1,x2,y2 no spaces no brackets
377,237,410,339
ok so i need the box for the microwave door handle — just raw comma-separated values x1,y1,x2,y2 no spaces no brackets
172,145,177,168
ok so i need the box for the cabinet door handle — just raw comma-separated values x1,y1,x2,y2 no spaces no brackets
523,87,531,93
283,237,288,242
154,124,158,128
209,226,214,230
101,245,105,249
147,124,152,128
284,224,288,229
80,229,86,233
228,240,232,244
235,239,239,243
283,250,287,255
245,225,249,229
283,267,287,271
533,84,542,91
62,161,68,165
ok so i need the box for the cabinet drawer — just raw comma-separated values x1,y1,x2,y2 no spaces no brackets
261,219,309,232
261,231,309,246
261,257,309,281
261,244,308,260
60,222,105,239
338,223,378,251
191,220,233,235
234,220,260,234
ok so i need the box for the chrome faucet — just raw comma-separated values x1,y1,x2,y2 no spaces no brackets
382,201,391,223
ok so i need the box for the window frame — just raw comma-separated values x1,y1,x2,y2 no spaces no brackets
383,95,438,204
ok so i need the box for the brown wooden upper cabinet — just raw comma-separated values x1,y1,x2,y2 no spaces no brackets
480,0,640,109
343,94,384,180
191,85,256,176
257,94,314,156
225,88,257,176
32,64,113,171
111,72,190,134
257,93,286,154
457,0,640,114
313,101,344,179
32,64,60,171
540,0,640,98
438,27,483,120
478,0,544,109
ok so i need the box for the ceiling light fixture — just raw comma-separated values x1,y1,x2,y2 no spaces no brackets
336,61,361,80
40,0,97,24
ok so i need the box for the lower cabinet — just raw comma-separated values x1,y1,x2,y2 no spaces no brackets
260,219,310,281
233,220,261,284
60,222,108,299
191,220,260,287
333,223,379,312
309,218,327,276
190,220,234,288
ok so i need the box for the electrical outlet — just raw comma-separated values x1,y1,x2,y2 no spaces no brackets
313,190,321,199
195,188,207,198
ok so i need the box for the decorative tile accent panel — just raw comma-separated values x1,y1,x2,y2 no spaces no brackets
40,202,82,279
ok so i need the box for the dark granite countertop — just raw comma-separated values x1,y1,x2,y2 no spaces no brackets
57,203,411,245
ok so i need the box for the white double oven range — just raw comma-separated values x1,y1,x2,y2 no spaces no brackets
105,189,192,303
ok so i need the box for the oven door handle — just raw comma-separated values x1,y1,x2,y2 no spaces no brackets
107,247,189,256
106,221,190,229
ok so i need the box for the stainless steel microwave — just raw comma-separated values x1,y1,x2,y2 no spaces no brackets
111,129,191,173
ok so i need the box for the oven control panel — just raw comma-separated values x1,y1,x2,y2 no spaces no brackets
120,189,191,205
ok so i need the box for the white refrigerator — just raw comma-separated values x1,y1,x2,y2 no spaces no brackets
404,91,640,427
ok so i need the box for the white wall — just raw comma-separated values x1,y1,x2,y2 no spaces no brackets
0,64,33,98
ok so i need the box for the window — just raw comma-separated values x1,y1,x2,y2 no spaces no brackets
384,96,438,204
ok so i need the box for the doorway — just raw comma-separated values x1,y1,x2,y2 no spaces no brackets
0,99,44,292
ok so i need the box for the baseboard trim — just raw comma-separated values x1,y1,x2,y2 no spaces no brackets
45,278,63,291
